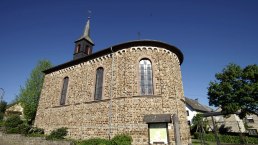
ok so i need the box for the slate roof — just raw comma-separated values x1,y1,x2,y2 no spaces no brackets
75,17,94,45
185,97,211,113
43,40,184,74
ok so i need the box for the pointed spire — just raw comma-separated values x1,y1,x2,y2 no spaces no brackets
77,17,94,45
83,17,90,38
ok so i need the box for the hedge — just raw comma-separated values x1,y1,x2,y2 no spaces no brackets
46,127,68,140
77,134,132,145
194,132,258,144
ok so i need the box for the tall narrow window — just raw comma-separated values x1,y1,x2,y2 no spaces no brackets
139,59,153,95
60,77,69,105
94,67,104,100
75,44,81,53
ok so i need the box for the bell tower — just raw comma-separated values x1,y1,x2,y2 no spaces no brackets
73,17,94,60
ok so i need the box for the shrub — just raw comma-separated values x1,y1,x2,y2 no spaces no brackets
77,134,132,145
0,120,4,127
46,127,68,140
194,132,258,144
111,134,132,145
5,115,23,128
4,115,23,133
246,136,258,144
28,127,44,134
78,138,111,145
193,132,200,139
6,127,20,134
18,123,31,135
0,112,4,121
0,101,7,113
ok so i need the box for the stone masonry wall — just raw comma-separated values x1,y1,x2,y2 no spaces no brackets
34,46,190,145
0,131,73,145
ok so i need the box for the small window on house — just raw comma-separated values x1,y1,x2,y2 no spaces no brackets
94,67,104,100
139,59,153,95
247,118,255,123
60,77,69,105
188,121,191,126
248,129,258,136
186,110,189,116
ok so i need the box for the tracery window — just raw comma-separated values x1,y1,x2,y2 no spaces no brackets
94,67,104,100
60,77,69,105
139,59,153,95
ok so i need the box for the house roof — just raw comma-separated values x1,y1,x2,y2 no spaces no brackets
185,97,211,113
44,40,184,74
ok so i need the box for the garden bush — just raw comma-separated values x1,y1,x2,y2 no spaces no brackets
46,127,68,140
77,134,132,145
4,115,22,128
111,134,132,145
0,112,4,121
28,127,44,134
4,115,23,133
0,101,7,113
18,123,31,135
78,138,111,145
0,120,4,127
6,127,20,134
246,136,258,144
194,132,258,144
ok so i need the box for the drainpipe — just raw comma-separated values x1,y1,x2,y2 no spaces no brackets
108,47,115,140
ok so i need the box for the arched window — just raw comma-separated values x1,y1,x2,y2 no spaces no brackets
94,67,104,100
75,44,81,53
60,77,69,105
139,59,153,95
86,45,91,55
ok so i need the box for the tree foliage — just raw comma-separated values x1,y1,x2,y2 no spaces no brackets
208,63,258,118
0,101,7,121
46,127,68,140
0,100,7,113
18,60,52,123
191,114,208,134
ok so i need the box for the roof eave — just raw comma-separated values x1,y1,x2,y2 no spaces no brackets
44,40,184,74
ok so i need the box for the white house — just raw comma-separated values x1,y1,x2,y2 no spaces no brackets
185,97,211,126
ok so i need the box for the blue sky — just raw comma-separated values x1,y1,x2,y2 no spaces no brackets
0,0,257,108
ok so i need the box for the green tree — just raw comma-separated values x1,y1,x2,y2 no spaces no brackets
208,63,258,118
191,114,208,133
18,60,52,123
0,100,7,113
0,100,7,121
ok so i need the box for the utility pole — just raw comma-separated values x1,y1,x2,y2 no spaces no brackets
211,115,220,145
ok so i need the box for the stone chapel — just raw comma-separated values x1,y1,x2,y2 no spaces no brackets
34,17,190,145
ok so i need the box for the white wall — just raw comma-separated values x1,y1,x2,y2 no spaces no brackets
186,105,197,125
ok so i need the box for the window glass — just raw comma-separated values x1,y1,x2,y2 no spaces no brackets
248,129,258,135
94,67,104,100
75,44,81,53
139,59,153,95
60,77,69,105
